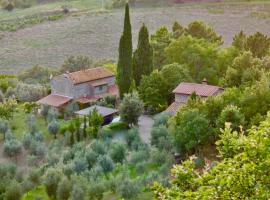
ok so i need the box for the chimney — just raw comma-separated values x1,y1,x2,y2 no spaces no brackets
202,78,208,85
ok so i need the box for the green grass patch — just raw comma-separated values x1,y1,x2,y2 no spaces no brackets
9,106,50,139
22,186,51,200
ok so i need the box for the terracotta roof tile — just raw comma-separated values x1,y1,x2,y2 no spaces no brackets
37,94,72,107
65,67,114,85
173,82,223,97
165,102,185,114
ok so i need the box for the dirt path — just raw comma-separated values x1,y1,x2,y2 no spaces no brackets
0,4,270,73
138,115,154,144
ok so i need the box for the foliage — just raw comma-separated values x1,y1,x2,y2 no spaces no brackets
165,35,219,84
153,114,270,199
109,142,126,163
0,98,17,119
43,168,62,199
117,3,133,98
3,138,22,159
217,105,245,131
245,32,270,58
59,55,93,73
87,108,103,138
150,26,171,69
118,178,140,200
9,82,48,102
18,65,56,84
70,184,85,200
170,108,212,154
119,91,144,126
5,180,22,200
48,120,60,139
186,21,223,45
133,23,153,86
139,63,191,112
98,155,114,174
56,177,72,200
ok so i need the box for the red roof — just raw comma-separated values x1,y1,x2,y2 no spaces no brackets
165,102,185,114
37,94,72,107
65,67,114,85
75,85,119,104
173,82,223,97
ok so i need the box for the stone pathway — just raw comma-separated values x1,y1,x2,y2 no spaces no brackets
138,115,154,144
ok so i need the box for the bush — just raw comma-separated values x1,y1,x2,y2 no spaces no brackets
88,181,105,200
12,82,48,102
91,140,106,155
98,155,114,174
85,149,97,169
150,125,168,147
130,149,149,165
27,155,38,167
109,142,126,164
57,177,72,200
5,181,22,200
153,112,172,127
126,128,140,148
118,178,140,200
73,157,88,174
43,168,62,199
71,184,85,200
151,149,173,166
3,139,22,159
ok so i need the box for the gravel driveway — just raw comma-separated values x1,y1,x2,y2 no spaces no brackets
138,115,154,144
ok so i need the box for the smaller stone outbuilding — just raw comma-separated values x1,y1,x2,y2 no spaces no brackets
75,105,118,125
166,80,224,114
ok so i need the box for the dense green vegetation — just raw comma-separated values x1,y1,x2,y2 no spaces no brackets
0,1,270,199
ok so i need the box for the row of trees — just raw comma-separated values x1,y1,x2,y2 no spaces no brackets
117,3,153,97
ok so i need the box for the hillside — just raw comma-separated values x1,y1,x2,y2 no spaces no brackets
0,1,270,73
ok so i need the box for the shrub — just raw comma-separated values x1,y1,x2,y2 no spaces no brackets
3,139,22,159
88,181,105,200
71,184,85,200
153,112,172,127
130,149,149,165
48,120,60,139
151,149,173,166
57,177,72,200
109,142,126,164
118,178,140,200
26,155,38,167
5,181,22,200
12,82,48,102
85,149,98,169
73,157,88,174
91,140,106,155
126,128,140,148
150,125,168,147
43,168,62,199
98,155,114,174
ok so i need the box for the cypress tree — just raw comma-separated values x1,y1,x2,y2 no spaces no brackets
117,3,133,98
132,24,153,86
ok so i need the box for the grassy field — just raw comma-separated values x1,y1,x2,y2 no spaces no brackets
0,1,270,74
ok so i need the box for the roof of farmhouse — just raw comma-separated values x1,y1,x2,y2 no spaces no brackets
173,82,223,97
60,67,114,85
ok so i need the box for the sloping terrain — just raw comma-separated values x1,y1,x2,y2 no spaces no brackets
0,2,270,74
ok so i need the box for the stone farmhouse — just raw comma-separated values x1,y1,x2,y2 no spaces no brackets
166,80,224,114
37,67,119,110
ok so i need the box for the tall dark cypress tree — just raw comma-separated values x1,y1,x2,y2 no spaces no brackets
117,3,133,98
133,24,153,86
